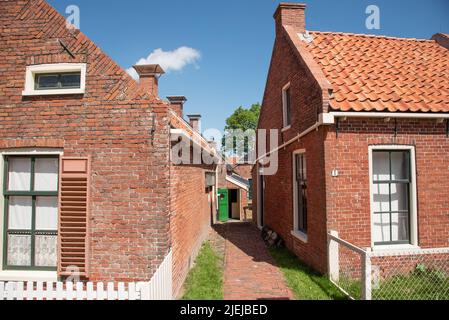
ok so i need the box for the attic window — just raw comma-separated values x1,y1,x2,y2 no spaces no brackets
35,72,81,90
22,63,86,96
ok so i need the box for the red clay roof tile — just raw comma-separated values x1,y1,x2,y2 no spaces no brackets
298,31,449,113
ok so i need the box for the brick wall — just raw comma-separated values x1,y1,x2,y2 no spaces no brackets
0,0,171,281
170,162,215,297
324,118,449,249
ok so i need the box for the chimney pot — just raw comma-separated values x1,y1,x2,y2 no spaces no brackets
133,64,165,97
274,3,306,33
167,96,187,118
188,114,202,133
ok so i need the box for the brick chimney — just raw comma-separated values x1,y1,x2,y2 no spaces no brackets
274,3,306,34
167,96,187,118
188,114,202,133
133,64,165,97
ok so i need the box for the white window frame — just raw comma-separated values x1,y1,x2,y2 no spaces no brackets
22,63,87,96
0,148,63,281
291,149,308,243
282,82,292,131
368,145,419,251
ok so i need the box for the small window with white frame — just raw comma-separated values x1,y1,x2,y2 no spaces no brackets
370,146,418,247
282,83,292,129
22,63,86,96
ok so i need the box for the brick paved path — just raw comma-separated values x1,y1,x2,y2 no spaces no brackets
220,222,293,300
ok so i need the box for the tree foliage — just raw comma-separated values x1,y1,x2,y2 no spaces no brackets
222,103,261,158
224,103,261,132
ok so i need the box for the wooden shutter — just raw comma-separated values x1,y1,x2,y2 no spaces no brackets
58,157,90,278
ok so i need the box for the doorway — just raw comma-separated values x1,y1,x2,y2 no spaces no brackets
218,188,241,222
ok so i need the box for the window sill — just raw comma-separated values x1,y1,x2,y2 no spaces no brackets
0,270,57,282
281,126,291,133
291,230,308,243
22,89,85,96
371,244,420,253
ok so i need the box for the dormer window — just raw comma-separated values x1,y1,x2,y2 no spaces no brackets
22,63,86,96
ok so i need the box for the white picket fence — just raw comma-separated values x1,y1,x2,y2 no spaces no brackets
0,281,145,300
0,250,173,301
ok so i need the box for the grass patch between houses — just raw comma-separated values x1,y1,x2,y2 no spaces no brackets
181,242,224,300
269,247,348,300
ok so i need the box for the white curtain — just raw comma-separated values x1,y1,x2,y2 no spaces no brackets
8,158,31,191
8,196,32,230
34,158,59,191
35,196,58,231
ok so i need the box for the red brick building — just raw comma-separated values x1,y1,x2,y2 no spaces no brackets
253,3,449,275
0,0,218,298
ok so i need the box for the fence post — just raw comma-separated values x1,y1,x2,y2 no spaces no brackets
137,282,151,300
328,230,340,282
362,248,372,300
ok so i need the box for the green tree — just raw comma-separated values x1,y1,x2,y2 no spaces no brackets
222,103,261,159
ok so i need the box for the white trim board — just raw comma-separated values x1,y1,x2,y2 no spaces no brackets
225,176,249,191
22,63,87,96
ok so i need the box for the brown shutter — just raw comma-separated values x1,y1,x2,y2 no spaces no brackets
58,157,90,278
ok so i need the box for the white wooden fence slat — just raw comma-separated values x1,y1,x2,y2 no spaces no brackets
66,282,74,300
128,282,137,300
0,282,5,300
76,282,84,300
56,282,64,300
36,282,44,300
26,281,33,300
16,282,24,300
117,282,126,300
97,282,105,300
6,282,15,300
86,282,95,300
107,282,115,300
45,281,52,300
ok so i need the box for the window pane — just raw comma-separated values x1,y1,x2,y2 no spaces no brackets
35,235,57,267
60,73,81,88
36,74,59,89
372,152,390,181
8,157,31,191
7,234,31,266
34,158,59,191
372,183,390,213
8,196,32,230
36,197,58,231
373,213,391,243
390,183,409,212
391,212,409,242
391,151,410,181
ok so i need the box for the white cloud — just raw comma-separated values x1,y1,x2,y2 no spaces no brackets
126,47,201,80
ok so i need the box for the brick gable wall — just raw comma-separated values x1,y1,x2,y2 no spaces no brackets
0,0,170,282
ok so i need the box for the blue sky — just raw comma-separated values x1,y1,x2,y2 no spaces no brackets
47,0,449,135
